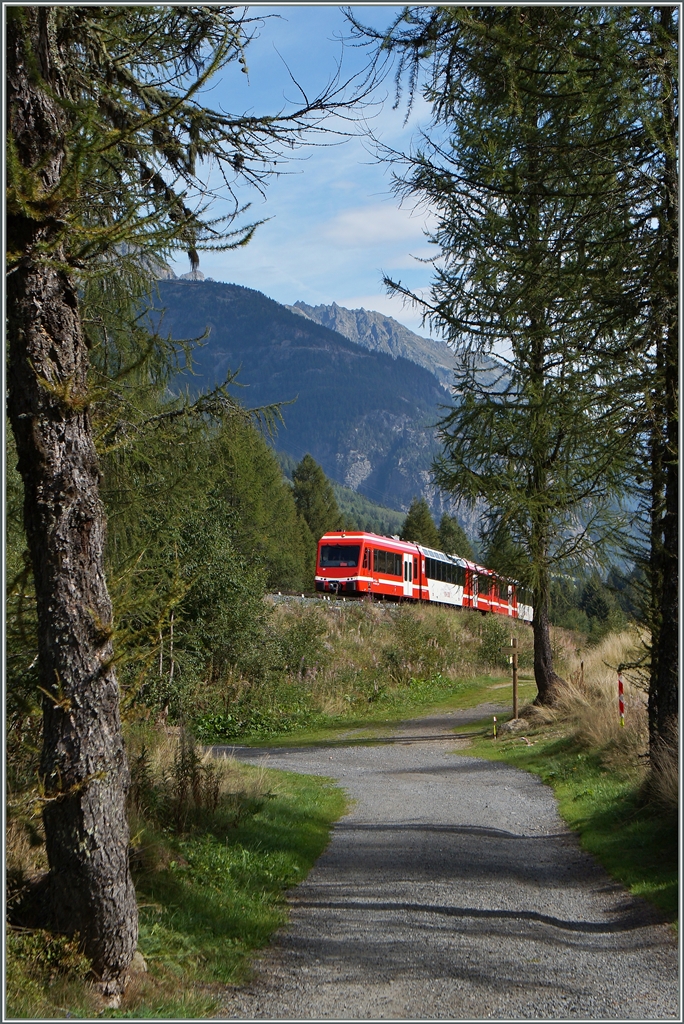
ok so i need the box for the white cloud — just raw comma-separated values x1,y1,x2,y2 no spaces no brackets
319,202,435,248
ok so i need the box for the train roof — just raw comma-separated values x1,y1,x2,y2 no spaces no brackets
417,545,468,566
318,531,527,588
319,530,404,544
321,532,473,564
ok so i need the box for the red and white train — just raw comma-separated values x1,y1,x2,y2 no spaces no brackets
315,530,533,622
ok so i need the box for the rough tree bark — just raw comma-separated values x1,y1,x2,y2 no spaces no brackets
648,5,679,763
6,8,137,994
531,559,565,705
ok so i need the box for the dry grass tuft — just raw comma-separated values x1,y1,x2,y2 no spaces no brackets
554,630,649,771
6,818,46,881
6,805,48,922
648,737,679,811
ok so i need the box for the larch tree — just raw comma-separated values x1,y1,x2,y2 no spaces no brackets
400,497,440,548
6,5,370,994
616,7,678,770
438,513,474,561
292,454,344,542
351,6,638,705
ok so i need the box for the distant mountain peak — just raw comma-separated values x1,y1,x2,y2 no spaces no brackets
292,300,457,389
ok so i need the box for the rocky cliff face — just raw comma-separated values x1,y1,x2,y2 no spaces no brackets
289,300,458,389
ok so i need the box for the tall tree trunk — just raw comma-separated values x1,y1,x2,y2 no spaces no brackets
7,7,137,994
648,5,679,765
648,418,665,743
531,569,565,705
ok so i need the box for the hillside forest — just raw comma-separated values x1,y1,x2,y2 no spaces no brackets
5,4,677,1010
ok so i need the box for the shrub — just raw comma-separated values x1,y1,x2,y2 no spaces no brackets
478,616,510,669
278,608,329,677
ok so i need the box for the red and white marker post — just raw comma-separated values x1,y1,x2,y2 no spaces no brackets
618,674,625,728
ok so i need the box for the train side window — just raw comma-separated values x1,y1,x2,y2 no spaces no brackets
413,557,418,578
363,548,369,569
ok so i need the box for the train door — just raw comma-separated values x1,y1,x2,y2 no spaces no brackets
472,573,479,609
508,584,514,616
403,553,412,597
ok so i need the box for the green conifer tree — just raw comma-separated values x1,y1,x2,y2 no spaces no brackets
212,421,316,589
481,524,527,581
354,6,635,705
292,454,344,542
438,514,474,561
400,498,440,548
352,2,677,765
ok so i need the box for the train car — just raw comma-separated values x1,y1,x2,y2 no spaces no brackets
315,531,533,622
417,545,467,607
314,531,417,600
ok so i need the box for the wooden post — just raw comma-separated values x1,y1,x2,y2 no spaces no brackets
512,637,518,720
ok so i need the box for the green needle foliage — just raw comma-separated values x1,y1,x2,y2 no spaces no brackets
400,497,440,548
292,454,345,543
350,6,670,710
438,513,475,561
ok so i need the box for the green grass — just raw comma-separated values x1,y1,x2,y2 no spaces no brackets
6,930,98,1020
461,722,678,924
6,764,346,1019
232,672,520,747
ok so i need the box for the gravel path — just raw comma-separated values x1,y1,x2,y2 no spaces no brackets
215,706,678,1020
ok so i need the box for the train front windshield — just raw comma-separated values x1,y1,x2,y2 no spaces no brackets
319,544,361,568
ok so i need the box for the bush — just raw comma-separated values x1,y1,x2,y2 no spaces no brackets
278,608,329,677
182,600,544,741
478,616,511,669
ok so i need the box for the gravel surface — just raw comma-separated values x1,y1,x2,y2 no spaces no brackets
215,706,678,1021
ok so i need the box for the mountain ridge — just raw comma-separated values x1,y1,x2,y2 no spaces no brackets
152,278,481,537
287,300,458,389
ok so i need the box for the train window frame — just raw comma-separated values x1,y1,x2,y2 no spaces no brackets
373,549,402,577
319,544,361,568
425,556,464,585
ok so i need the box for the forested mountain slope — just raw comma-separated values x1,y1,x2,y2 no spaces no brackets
154,280,452,514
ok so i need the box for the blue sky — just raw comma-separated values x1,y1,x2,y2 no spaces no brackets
168,4,441,338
